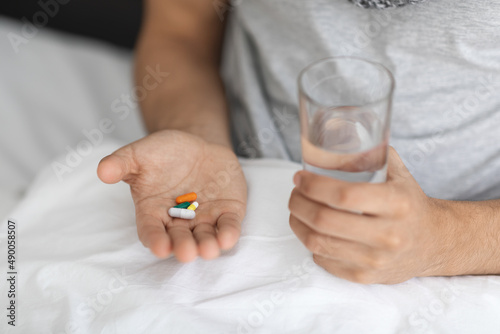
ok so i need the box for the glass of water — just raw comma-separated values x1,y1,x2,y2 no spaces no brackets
298,57,395,183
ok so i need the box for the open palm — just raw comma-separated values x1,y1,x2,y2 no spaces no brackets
97,130,247,262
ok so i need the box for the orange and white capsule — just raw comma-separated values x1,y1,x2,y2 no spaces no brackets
187,201,199,211
175,192,197,204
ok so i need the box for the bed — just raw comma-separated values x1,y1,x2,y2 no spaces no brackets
1,17,500,334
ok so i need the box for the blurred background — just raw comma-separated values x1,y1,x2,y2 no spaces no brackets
0,0,142,49
0,1,148,217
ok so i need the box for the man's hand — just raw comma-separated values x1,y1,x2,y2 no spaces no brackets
97,130,247,262
102,0,239,262
288,147,453,284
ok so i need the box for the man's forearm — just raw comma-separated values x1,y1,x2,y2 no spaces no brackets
135,40,231,147
428,198,500,277
134,0,231,147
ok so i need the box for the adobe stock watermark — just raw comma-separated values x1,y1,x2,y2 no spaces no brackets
199,105,297,199
7,0,72,54
57,268,129,334
237,106,299,159
405,283,464,333
201,160,243,200
402,72,498,171
236,256,317,333
51,65,169,182
6,219,18,327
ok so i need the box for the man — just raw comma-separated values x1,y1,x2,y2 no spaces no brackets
97,0,500,284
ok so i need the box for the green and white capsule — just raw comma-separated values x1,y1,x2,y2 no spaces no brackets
174,201,191,209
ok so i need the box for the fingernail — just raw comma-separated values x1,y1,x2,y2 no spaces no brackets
293,172,301,186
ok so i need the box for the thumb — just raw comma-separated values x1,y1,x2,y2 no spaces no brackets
97,146,136,184
386,146,411,181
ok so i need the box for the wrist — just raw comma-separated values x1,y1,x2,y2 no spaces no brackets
142,101,232,149
416,197,456,277
422,198,500,277
162,123,233,149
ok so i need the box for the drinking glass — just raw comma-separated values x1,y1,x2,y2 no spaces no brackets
298,57,395,183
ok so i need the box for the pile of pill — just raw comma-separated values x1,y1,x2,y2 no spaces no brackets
168,192,198,220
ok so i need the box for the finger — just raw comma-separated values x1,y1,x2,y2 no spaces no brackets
312,254,376,284
289,188,382,245
289,214,374,263
136,213,171,259
97,148,137,184
193,223,220,260
166,222,198,262
293,170,390,215
312,254,355,280
387,146,413,181
216,212,242,250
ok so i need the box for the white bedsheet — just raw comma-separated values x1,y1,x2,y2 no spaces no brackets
1,16,500,334
2,143,500,334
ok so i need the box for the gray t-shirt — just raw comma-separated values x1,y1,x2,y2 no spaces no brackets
222,0,500,201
